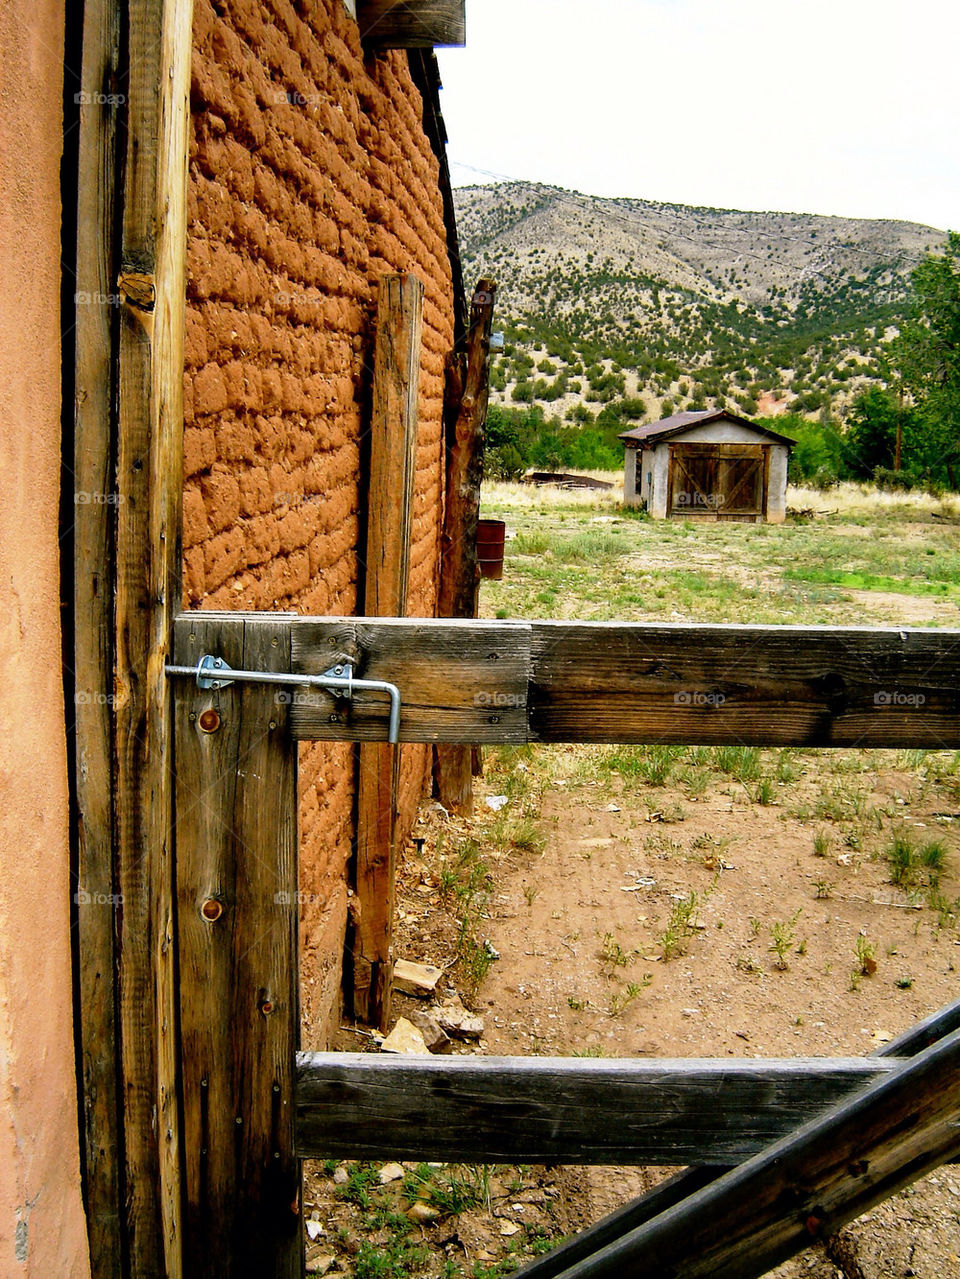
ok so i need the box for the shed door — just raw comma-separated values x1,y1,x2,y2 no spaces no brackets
669,444,766,518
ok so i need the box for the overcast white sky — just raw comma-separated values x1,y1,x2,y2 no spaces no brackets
436,0,958,230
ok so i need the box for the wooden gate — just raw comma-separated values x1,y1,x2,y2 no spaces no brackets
164,611,960,1276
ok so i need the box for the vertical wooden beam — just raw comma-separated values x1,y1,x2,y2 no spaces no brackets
434,279,496,814
174,614,301,1278
72,0,123,1273
112,0,194,1273
352,273,423,1027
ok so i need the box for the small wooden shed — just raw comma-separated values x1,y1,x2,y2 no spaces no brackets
620,409,794,523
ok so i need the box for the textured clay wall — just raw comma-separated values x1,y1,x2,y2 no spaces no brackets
186,0,454,1039
0,0,91,1272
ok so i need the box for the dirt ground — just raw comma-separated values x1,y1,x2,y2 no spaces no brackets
305,740,960,1278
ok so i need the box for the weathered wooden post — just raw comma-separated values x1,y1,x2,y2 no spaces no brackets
352,273,423,1027
435,278,497,813
173,614,301,1278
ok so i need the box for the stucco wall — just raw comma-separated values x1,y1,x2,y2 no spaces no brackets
185,0,454,1039
768,444,789,523
0,0,91,1272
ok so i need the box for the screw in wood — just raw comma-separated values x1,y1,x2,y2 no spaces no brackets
200,897,223,923
198,708,221,733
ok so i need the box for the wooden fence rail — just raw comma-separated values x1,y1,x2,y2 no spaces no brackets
294,1054,897,1166
287,617,960,747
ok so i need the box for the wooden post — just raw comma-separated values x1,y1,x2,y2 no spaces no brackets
174,614,301,1278
435,279,496,813
352,273,423,1027
112,0,194,1273
72,0,123,1272
71,0,193,1275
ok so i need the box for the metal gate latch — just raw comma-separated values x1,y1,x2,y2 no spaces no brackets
165,655,401,743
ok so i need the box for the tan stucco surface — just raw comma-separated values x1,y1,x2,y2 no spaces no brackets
0,0,91,1272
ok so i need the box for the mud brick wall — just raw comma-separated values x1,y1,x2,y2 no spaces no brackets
185,0,454,1041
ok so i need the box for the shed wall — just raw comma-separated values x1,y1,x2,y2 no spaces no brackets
184,0,455,1039
0,0,91,1270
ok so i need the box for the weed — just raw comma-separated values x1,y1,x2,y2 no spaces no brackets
598,932,632,971
736,954,764,975
887,832,916,886
522,882,540,907
770,910,801,970
814,878,835,899
920,839,948,872
896,975,914,989
749,916,762,937
755,778,776,805
660,891,703,960
714,745,761,782
813,830,831,858
856,934,878,975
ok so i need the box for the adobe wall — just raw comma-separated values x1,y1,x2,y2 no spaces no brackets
0,0,91,1272
185,0,454,1039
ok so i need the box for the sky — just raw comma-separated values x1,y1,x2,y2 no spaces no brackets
436,0,959,230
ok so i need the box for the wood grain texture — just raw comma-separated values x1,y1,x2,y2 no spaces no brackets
112,0,193,1273
513,993,960,1279
287,618,960,748
291,618,531,742
540,1027,960,1279
353,275,423,1027
174,615,301,1278
357,0,465,46
435,279,496,812
71,0,123,1271
294,1054,896,1165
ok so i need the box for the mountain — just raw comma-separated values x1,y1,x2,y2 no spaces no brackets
454,181,945,423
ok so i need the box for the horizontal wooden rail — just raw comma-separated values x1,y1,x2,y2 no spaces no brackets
171,615,960,747
290,617,960,747
294,1053,898,1165
534,1026,960,1279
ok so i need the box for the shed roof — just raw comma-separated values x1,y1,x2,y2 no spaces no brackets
619,409,795,447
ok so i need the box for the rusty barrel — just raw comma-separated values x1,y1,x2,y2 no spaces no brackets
476,518,506,580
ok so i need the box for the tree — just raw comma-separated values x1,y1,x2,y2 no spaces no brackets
893,231,960,485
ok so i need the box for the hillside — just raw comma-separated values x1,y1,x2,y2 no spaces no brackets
455,181,945,423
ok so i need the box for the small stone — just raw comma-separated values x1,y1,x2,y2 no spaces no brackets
435,994,483,1040
332,1165,348,1185
381,1018,429,1055
305,1220,324,1241
378,1161,405,1185
499,1220,521,1236
409,1010,451,1053
394,959,442,997
304,1249,334,1275
407,1201,441,1224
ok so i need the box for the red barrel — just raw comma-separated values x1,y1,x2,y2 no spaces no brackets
476,518,506,580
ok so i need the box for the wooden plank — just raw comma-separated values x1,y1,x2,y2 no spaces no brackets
357,0,465,47
513,993,960,1279
71,0,123,1271
354,274,423,1027
290,618,530,743
435,279,496,813
528,620,960,746
287,617,960,749
112,0,193,1273
294,1054,896,1166
543,1027,960,1279
174,615,301,1278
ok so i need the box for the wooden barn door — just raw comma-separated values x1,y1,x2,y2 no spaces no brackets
670,443,766,518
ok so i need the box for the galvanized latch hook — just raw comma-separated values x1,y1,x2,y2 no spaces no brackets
164,655,401,744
